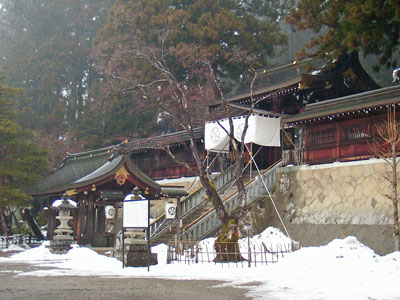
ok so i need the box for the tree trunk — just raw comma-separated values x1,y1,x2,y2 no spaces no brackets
198,175,230,224
187,127,231,224
22,208,45,240
186,128,244,261
0,208,11,236
214,219,245,262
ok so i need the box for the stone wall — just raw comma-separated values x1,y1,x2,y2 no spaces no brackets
252,158,397,254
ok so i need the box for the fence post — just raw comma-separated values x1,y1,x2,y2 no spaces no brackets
195,242,199,264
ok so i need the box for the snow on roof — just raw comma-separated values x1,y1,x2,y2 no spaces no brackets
124,193,146,201
51,199,77,208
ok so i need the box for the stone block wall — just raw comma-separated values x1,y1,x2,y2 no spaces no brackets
258,158,397,254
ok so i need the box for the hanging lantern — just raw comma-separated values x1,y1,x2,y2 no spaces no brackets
165,202,176,220
105,206,115,219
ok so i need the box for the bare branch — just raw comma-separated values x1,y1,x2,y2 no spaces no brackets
161,145,199,175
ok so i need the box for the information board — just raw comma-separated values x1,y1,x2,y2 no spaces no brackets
123,199,148,228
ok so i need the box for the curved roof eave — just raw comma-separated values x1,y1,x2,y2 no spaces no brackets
65,154,160,195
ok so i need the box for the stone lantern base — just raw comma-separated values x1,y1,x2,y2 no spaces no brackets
48,236,74,254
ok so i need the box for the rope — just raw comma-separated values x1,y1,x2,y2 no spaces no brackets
245,144,292,240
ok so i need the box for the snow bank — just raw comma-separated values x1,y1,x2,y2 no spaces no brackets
247,236,400,300
1,228,399,299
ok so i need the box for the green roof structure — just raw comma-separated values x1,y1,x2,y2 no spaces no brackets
30,145,120,196
30,145,161,198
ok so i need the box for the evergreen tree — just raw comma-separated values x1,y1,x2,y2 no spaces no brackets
0,77,49,235
287,0,400,70
0,0,113,134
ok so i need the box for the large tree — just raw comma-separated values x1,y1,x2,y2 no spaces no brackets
0,77,49,235
287,0,400,70
90,0,290,135
94,0,289,259
0,0,113,137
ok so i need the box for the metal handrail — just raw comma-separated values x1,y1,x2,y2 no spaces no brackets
149,163,236,239
183,160,282,241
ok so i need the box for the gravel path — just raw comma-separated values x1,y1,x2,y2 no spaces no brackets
0,253,253,300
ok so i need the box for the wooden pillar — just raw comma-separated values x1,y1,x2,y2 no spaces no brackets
113,201,119,247
77,194,87,245
372,116,377,141
86,193,95,246
304,127,309,162
97,206,105,233
336,122,340,161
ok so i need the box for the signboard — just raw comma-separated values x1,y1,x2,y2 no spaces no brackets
123,199,148,228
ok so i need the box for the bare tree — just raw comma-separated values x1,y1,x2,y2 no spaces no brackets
369,105,400,251
112,41,264,260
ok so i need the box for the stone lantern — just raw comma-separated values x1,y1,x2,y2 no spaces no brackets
49,193,77,254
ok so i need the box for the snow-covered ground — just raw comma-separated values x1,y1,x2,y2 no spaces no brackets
1,227,399,300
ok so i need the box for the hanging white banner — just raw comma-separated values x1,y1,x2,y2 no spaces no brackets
205,115,281,152
204,119,230,152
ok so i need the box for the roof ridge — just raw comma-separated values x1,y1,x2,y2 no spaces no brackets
66,143,122,158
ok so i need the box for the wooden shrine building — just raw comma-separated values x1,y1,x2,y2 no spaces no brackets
210,52,379,115
283,85,400,164
112,52,381,179
112,52,382,180
207,52,380,167
118,127,212,180
30,146,184,247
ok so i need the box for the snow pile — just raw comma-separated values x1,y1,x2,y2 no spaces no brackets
248,236,400,300
239,226,297,250
1,228,399,299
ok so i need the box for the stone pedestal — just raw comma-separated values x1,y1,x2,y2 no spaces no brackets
113,229,158,267
49,238,73,254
